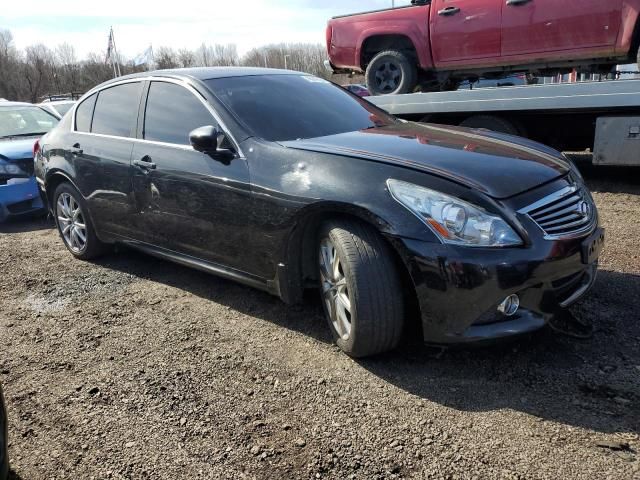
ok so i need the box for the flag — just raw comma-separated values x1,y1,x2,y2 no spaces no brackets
105,27,114,64
133,46,154,66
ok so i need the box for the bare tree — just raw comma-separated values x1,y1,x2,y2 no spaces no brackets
177,48,196,68
0,28,332,102
155,47,178,69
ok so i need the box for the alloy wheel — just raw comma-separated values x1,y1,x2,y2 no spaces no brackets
374,62,401,93
319,238,352,340
57,192,87,253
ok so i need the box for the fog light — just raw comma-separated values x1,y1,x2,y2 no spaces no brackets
498,295,520,316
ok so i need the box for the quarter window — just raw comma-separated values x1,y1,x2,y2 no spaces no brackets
144,82,216,145
75,93,97,132
91,82,142,137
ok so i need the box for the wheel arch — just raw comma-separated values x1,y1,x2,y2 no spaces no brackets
44,170,81,211
359,33,420,71
278,202,423,338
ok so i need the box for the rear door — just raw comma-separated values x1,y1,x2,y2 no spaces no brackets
131,80,252,269
430,0,502,66
501,0,623,58
68,81,143,238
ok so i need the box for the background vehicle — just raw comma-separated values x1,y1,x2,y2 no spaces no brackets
327,0,640,95
343,83,370,97
369,78,640,166
0,384,7,480
0,102,59,222
40,100,76,117
37,68,601,357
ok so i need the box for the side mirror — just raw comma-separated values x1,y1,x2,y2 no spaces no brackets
189,125,221,153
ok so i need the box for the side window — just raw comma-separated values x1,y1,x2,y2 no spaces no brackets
144,82,216,145
75,93,97,132
92,82,142,137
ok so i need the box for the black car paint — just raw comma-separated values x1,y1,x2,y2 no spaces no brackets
0,384,7,480
35,68,600,344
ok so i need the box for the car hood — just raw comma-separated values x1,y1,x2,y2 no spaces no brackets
281,122,570,199
0,137,37,162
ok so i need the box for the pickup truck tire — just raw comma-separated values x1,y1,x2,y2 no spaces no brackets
318,220,405,357
365,50,417,96
459,115,520,136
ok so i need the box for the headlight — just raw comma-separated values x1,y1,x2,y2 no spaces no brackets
5,163,23,175
387,179,522,247
0,161,24,175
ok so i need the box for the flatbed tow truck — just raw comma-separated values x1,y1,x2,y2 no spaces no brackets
368,79,640,166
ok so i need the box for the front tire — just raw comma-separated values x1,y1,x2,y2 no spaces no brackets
53,182,108,260
365,50,417,96
318,220,404,357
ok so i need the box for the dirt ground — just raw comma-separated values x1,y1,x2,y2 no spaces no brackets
1,167,639,480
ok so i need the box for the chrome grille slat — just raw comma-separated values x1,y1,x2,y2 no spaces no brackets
540,213,585,228
535,202,583,224
519,183,596,240
544,217,592,232
530,194,581,217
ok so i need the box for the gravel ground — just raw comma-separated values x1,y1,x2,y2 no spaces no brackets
1,169,639,479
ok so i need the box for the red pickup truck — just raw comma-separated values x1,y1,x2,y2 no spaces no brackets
327,0,640,95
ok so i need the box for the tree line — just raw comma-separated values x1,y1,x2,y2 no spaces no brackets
0,29,358,103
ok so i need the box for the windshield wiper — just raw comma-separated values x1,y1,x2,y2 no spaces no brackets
0,132,47,140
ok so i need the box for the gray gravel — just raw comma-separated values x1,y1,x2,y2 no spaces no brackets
0,169,639,479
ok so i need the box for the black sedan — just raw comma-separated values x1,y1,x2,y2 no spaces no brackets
35,68,603,357
1,384,7,480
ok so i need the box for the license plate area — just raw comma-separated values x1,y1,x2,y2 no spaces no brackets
581,228,605,264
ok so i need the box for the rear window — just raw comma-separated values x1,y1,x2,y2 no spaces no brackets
205,74,398,142
91,82,142,137
75,94,97,133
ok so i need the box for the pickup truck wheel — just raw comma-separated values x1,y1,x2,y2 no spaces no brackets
318,220,405,358
459,115,521,136
366,50,417,95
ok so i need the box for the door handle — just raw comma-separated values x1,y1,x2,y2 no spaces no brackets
70,143,83,155
506,0,531,5
133,156,156,171
438,6,460,16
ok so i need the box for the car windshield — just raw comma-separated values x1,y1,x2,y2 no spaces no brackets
206,74,399,142
0,106,59,139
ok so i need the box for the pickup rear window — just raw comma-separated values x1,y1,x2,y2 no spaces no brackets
206,74,399,142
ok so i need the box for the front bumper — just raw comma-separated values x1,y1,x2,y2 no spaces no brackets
394,230,602,344
0,177,45,222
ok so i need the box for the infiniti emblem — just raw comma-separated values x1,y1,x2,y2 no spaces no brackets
578,200,590,218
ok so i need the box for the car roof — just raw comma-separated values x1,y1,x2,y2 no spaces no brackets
99,67,305,87
0,101,37,107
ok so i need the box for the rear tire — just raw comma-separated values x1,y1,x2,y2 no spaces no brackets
53,182,109,260
365,50,417,96
459,115,521,136
318,220,405,357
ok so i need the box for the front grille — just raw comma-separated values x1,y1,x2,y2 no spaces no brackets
520,185,596,239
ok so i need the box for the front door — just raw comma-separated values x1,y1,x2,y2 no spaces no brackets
501,0,623,58
431,0,502,66
131,80,252,270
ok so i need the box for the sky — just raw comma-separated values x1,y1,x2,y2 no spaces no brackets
1,0,412,60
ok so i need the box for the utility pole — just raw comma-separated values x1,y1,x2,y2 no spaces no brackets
284,54,291,70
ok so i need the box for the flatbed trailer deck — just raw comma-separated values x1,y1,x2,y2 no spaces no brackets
369,80,640,166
